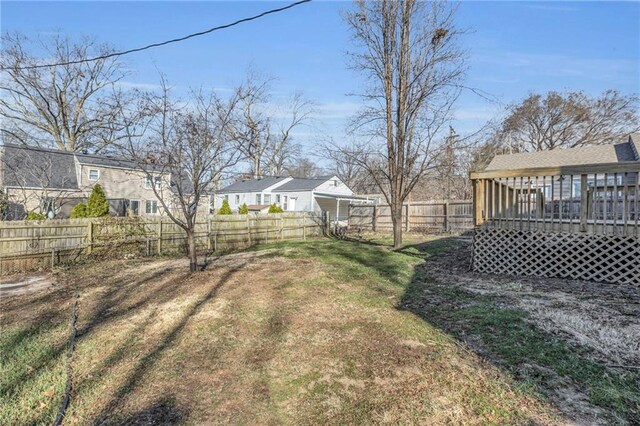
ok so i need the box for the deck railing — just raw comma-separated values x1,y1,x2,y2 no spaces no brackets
470,162,640,237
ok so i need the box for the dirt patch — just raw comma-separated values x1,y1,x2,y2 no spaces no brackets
422,239,640,366
0,273,54,296
405,236,640,425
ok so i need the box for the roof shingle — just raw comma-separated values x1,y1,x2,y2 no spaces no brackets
485,141,638,171
217,176,290,194
1,144,79,190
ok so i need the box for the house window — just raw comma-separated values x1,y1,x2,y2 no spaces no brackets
129,200,140,215
88,169,100,181
145,176,161,190
145,200,158,214
235,194,240,204
283,195,288,211
333,180,338,187
275,194,281,203
224,194,229,201
256,194,262,204
264,194,271,204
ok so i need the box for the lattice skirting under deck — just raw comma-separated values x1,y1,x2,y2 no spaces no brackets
472,228,640,285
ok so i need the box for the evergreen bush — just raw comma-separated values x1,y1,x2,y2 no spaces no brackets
26,211,46,221
218,199,232,215
71,203,88,218
87,184,110,217
268,203,284,213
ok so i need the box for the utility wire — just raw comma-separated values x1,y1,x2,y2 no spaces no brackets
2,0,311,71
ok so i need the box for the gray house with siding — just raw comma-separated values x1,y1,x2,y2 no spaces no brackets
0,144,211,219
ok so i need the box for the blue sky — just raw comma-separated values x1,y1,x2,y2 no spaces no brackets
2,1,639,155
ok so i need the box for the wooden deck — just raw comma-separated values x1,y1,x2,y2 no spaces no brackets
470,161,640,284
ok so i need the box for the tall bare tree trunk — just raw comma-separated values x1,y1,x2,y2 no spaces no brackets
391,201,403,248
187,230,198,273
343,1,466,251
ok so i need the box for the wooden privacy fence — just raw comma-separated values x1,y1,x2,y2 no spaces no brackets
470,163,640,284
0,212,324,274
348,201,473,233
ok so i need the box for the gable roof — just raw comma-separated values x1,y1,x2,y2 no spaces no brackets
217,176,290,194
75,152,140,169
630,133,640,160
276,176,335,192
1,144,79,190
485,139,639,171
1,144,166,191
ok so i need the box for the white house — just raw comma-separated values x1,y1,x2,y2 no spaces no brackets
215,175,368,222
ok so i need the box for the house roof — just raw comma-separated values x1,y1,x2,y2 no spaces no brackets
276,176,335,192
1,143,165,191
1,144,79,190
630,133,640,160
217,176,290,194
75,152,140,169
485,138,639,171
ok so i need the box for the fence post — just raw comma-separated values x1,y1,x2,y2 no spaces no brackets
280,215,284,240
207,219,212,251
86,221,93,254
372,205,378,232
247,215,252,246
302,214,307,240
444,201,450,232
405,203,410,232
158,220,163,255
51,248,56,268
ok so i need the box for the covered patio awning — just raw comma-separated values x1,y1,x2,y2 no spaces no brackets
313,192,374,227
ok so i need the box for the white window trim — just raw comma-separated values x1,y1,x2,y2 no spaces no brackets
145,200,159,215
88,169,100,181
145,176,161,190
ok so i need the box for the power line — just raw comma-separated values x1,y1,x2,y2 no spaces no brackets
1,0,311,71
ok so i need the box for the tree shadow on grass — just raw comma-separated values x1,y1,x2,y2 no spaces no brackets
119,396,184,425
91,262,246,425
0,255,253,425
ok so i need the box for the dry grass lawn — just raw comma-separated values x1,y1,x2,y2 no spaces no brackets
0,238,569,425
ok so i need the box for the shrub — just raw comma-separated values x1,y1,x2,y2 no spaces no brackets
70,202,88,218
0,188,8,218
268,203,284,213
26,211,46,221
238,203,249,214
87,184,110,217
218,199,232,215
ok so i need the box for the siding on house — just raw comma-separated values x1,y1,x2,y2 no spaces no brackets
1,144,211,219
215,175,355,214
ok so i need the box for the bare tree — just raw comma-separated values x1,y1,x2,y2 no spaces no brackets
500,90,640,152
229,73,312,178
343,0,466,247
0,33,131,152
285,158,322,178
322,141,377,193
431,127,457,199
122,80,242,272
265,93,313,175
